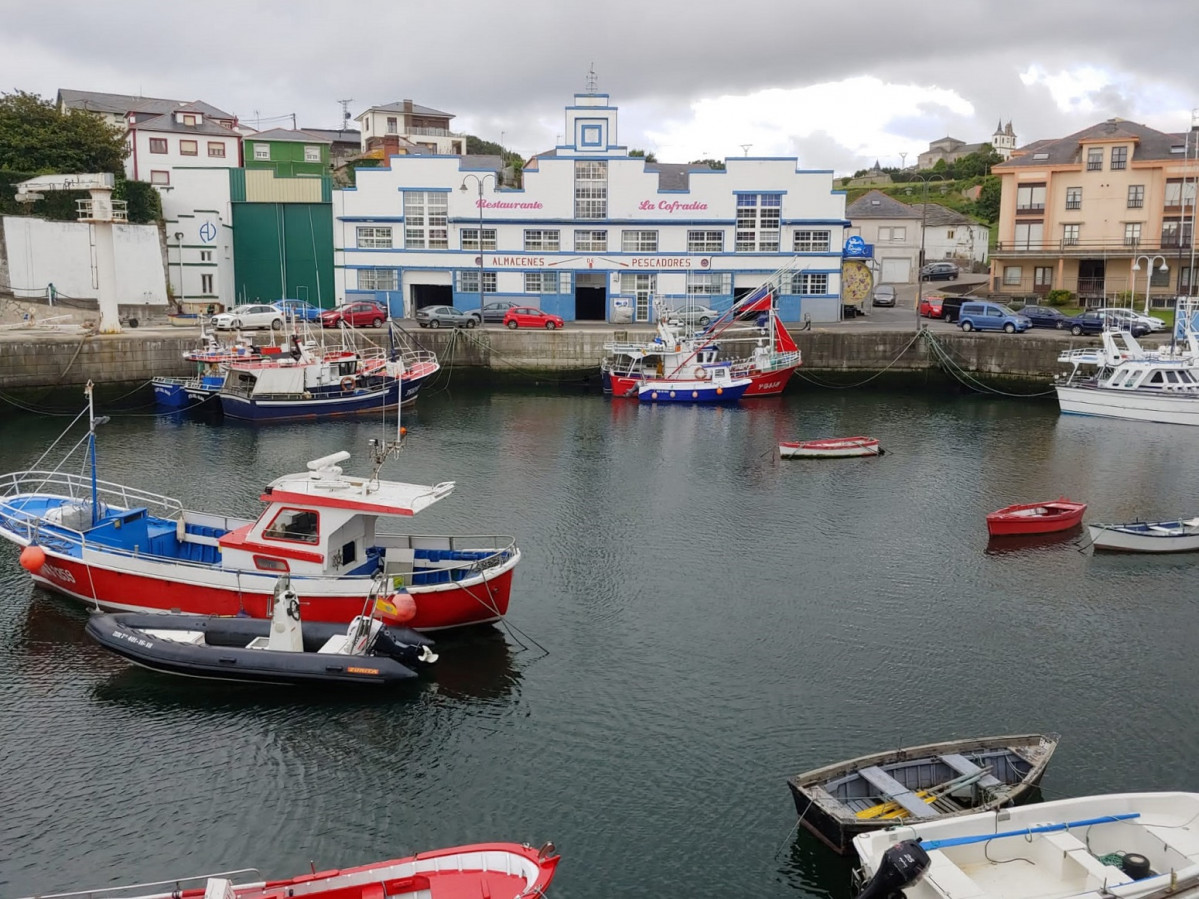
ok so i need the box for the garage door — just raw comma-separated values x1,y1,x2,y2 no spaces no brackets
881,258,911,284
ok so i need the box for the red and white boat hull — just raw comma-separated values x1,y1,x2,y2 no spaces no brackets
780,437,882,459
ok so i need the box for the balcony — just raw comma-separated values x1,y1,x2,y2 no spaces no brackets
994,237,1194,256
1014,203,1045,214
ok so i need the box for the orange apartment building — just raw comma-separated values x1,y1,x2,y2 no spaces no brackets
990,118,1199,309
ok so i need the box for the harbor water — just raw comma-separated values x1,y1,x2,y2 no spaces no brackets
2,383,1198,897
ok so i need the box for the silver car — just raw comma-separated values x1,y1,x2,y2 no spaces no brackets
663,305,719,327
872,285,897,307
211,303,284,331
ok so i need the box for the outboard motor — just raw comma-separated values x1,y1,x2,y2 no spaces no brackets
373,625,438,666
854,840,932,899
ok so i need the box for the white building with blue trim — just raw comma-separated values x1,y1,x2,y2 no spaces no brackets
334,91,849,323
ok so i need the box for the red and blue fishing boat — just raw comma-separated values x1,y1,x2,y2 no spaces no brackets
0,384,519,631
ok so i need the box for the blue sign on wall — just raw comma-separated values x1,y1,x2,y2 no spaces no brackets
843,235,872,259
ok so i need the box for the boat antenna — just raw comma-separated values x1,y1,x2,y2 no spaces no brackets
84,381,110,526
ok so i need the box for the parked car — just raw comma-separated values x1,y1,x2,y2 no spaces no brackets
466,301,520,324
957,301,1031,333
663,304,719,327
415,305,477,329
1019,305,1074,329
273,298,323,323
920,261,960,282
940,296,969,323
1096,307,1167,332
1097,310,1151,337
504,306,565,330
1061,311,1110,336
211,303,284,331
871,285,897,307
918,295,945,318
320,301,387,329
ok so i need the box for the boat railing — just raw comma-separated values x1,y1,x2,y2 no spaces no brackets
376,533,519,579
0,470,184,522
16,868,264,899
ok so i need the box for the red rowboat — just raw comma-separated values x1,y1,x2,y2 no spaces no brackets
779,436,883,459
16,841,560,899
986,498,1087,536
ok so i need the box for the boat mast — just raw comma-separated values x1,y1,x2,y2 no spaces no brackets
86,380,99,525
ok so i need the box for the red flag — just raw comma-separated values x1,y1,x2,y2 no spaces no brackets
737,289,773,315
773,316,798,352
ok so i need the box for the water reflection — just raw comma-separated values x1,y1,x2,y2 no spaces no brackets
780,828,857,899
985,527,1085,556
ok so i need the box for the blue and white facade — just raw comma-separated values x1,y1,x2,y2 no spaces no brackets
334,92,849,323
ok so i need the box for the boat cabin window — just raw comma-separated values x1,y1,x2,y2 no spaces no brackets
263,508,320,544
340,539,357,565
339,361,356,376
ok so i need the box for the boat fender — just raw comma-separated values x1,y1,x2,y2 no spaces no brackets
852,840,930,899
1122,853,1152,880
20,544,46,572
694,366,707,379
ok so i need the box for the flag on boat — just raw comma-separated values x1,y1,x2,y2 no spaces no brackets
736,287,774,315
773,316,798,352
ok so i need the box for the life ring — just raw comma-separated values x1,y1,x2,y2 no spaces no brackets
693,366,708,380
339,376,355,393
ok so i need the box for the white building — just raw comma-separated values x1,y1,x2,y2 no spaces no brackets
334,91,849,323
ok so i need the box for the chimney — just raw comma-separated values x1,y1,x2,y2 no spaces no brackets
403,99,413,113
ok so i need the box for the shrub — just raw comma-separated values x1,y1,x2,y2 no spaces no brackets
1045,289,1074,307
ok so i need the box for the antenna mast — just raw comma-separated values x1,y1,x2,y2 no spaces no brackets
338,99,354,128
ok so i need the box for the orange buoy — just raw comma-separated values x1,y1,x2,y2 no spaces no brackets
20,544,46,572
375,590,417,624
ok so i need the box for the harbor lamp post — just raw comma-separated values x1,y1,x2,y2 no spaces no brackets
904,172,939,330
1131,254,1168,315
460,174,497,317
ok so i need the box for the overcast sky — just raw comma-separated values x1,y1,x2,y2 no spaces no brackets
2,0,1196,176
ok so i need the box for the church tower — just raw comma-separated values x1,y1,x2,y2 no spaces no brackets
992,120,1017,159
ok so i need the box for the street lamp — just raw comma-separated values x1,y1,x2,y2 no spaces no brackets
904,172,940,330
173,231,185,311
460,174,497,315
1131,254,1168,315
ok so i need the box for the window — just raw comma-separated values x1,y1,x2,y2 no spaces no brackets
1016,184,1046,213
403,191,448,249
1111,146,1128,170
574,160,608,219
201,273,213,294
1014,222,1043,250
687,230,724,252
1150,265,1170,288
149,138,167,154
1165,179,1196,209
1086,148,1103,171
461,228,497,251
386,116,398,134
524,272,560,293
458,270,497,293
735,193,781,251
877,226,906,241
791,272,829,294
1127,185,1144,208
793,229,831,252
946,229,955,239
179,140,198,156
200,250,213,262
263,508,319,544
1124,222,1142,247
523,229,560,251
1003,266,1023,286
253,143,270,160
1063,224,1080,246
1065,187,1082,210
356,226,393,249
1034,267,1053,288
622,230,658,252
183,114,197,127
207,142,225,158
304,145,320,162
358,269,397,291
686,272,730,297
620,272,656,321
1162,220,1192,248
575,230,607,251
150,170,170,185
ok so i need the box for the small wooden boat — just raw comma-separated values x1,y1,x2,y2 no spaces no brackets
986,498,1087,536
16,841,561,899
786,733,1059,855
1088,517,1199,553
85,575,439,687
779,436,883,459
851,791,1199,899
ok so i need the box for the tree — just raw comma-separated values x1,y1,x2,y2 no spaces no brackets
465,134,524,187
629,149,658,162
974,176,1001,223
689,158,726,170
0,90,127,174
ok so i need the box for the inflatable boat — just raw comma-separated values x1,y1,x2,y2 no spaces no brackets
85,575,437,687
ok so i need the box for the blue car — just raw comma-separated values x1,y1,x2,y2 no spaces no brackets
273,298,323,322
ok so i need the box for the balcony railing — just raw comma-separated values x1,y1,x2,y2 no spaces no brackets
994,237,1195,254
1015,204,1046,214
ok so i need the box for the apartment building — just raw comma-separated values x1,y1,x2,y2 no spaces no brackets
990,118,1199,307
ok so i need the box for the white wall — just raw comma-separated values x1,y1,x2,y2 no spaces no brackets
163,168,236,309
3,216,168,305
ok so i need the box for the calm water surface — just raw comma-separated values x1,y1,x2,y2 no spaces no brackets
1,383,1198,897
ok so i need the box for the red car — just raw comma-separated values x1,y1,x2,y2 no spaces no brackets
503,306,565,330
320,301,387,328
918,295,945,318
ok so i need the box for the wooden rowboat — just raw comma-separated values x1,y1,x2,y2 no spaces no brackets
986,498,1087,537
786,733,1060,855
779,436,883,459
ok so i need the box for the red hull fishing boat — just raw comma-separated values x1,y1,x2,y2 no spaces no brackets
0,384,520,632
779,437,883,459
15,841,560,899
986,498,1087,536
